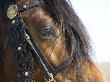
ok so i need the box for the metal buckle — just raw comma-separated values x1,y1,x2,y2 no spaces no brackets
45,73,56,82
7,5,18,19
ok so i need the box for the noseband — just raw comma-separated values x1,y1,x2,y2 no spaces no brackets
6,1,74,82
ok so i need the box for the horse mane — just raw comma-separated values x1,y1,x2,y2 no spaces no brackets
0,0,95,81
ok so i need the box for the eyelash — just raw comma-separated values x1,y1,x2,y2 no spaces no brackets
40,26,55,39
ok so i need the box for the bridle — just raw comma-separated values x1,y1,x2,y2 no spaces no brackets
6,0,74,82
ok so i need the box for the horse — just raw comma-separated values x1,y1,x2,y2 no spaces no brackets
0,0,106,82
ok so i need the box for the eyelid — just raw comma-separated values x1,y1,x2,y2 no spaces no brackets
40,26,55,39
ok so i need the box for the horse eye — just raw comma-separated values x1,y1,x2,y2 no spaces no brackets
40,26,55,39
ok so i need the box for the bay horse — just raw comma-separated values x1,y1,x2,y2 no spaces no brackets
0,0,106,82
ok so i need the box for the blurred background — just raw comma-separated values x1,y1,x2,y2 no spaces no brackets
70,0,110,81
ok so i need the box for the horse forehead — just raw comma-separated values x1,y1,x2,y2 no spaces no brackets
17,0,30,5
32,9,52,21
17,0,52,21
17,0,41,6
21,8,52,25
